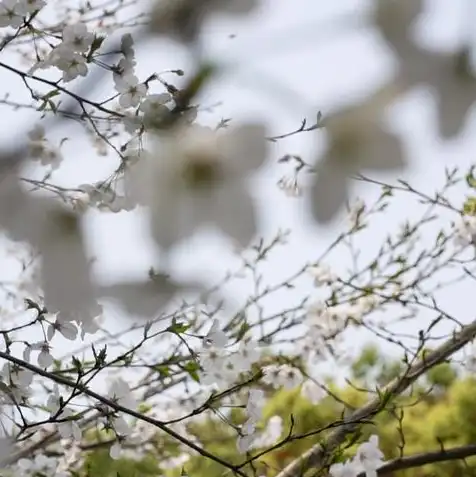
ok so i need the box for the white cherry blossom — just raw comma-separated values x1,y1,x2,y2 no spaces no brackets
236,418,256,454
235,338,260,372
301,380,325,404
17,454,57,477
55,48,88,82
116,74,147,108
127,123,268,250
30,341,54,368
21,0,45,13
453,215,476,248
108,378,137,410
46,316,78,341
110,440,122,459
0,0,26,28
62,23,94,53
307,263,337,286
246,389,265,421
251,415,282,449
353,435,385,477
329,460,360,477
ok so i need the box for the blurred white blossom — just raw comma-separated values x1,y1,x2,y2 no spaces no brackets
150,0,258,43
127,123,268,250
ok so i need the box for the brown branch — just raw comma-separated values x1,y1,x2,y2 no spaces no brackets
275,318,476,477
0,351,247,476
359,443,476,476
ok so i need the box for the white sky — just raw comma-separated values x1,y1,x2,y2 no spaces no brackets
0,0,476,379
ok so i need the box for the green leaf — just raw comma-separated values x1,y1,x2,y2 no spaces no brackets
167,318,190,335
463,196,476,216
183,360,200,382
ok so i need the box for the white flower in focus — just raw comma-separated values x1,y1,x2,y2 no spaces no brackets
301,380,325,404
307,263,337,286
62,23,94,52
453,215,476,248
0,0,26,28
116,75,147,108
109,378,137,410
79,312,102,338
113,57,137,90
55,48,88,82
353,435,384,477
46,316,78,341
128,123,268,250
203,319,227,348
31,341,54,368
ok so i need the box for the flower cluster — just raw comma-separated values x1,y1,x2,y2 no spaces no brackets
0,0,44,28
330,435,385,477
199,321,261,388
453,215,476,248
32,23,95,81
27,125,63,170
262,364,303,390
